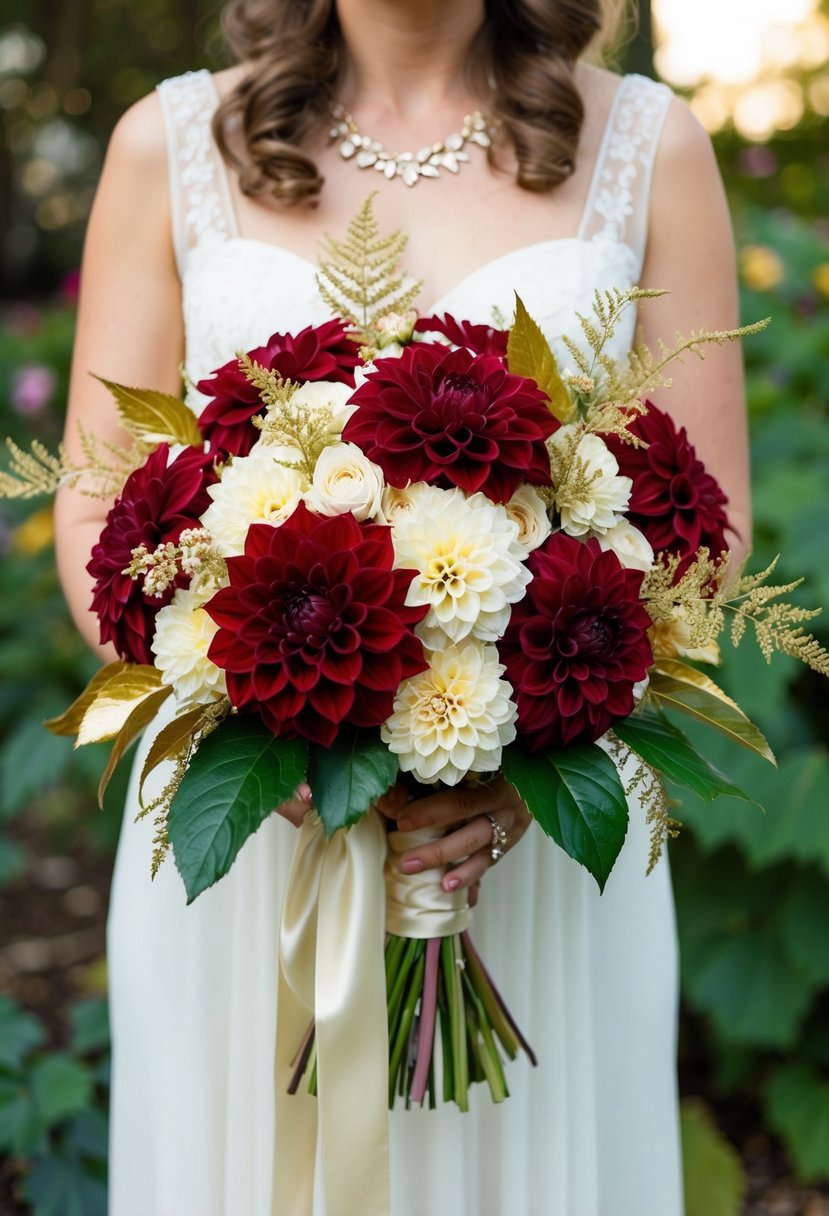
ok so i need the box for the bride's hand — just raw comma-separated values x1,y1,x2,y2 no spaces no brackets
378,776,532,896
273,782,313,828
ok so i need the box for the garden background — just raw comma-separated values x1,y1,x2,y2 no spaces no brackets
0,2,827,1213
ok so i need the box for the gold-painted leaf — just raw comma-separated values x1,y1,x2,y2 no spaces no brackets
94,376,203,449
138,703,212,802
507,294,575,423
650,660,776,765
46,662,135,738
97,687,172,808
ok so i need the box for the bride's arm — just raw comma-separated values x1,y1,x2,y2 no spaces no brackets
639,97,752,565
54,90,183,658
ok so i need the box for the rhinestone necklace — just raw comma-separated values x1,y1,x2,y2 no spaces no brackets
329,105,493,187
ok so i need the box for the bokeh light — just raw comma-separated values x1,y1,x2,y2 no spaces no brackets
653,0,829,138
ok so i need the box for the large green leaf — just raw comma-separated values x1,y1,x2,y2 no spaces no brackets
308,728,398,837
614,705,753,804
683,930,813,1050
0,716,72,819
680,1099,745,1216
0,996,45,1070
501,743,628,891
766,1063,829,1182
168,716,307,903
68,999,110,1056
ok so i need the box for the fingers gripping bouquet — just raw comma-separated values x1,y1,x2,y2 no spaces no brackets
4,197,829,1149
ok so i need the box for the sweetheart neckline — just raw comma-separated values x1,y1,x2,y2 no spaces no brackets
188,234,639,317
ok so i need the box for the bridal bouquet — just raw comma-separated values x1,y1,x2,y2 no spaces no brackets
3,199,829,1125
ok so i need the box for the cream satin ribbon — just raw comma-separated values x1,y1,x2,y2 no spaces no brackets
385,827,472,939
273,808,389,1216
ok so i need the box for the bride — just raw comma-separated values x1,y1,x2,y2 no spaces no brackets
54,0,750,1212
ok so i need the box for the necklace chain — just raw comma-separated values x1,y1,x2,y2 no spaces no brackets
329,105,493,187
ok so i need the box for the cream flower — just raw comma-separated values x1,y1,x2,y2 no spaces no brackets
151,589,227,706
381,641,517,785
391,485,530,648
503,484,552,554
378,481,434,528
594,518,654,573
303,441,385,521
200,447,304,556
551,425,631,536
290,380,356,434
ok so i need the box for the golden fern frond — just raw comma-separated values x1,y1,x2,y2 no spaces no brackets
316,192,421,352
607,319,770,406
0,438,72,499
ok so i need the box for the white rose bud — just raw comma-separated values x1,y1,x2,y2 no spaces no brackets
291,379,356,434
552,428,632,536
595,518,654,573
304,441,385,521
503,485,552,554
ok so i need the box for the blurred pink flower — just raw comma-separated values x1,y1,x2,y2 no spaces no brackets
12,364,56,416
58,269,81,305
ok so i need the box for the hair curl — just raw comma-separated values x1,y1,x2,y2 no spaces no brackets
213,0,631,208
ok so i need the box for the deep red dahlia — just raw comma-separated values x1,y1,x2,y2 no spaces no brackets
343,343,555,503
87,445,216,665
413,313,508,358
499,532,653,750
197,319,359,457
204,502,427,746
605,400,731,577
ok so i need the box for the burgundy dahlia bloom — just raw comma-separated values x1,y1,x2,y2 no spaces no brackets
197,319,359,457
204,503,427,746
87,445,216,665
605,400,731,577
499,533,653,750
343,343,556,503
413,313,509,358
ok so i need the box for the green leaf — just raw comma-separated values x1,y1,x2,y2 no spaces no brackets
22,1152,108,1216
0,1074,44,1156
0,996,45,1070
684,930,813,1050
501,743,628,891
615,705,754,804
506,294,575,422
308,728,398,837
68,999,110,1056
0,716,72,818
680,1099,745,1216
775,871,829,987
30,1054,93,1126
168,716,307,903
766,1063,829,1182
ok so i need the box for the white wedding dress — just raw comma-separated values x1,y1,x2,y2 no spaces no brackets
107,69,684,1216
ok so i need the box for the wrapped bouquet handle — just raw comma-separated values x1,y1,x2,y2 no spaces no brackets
273,808,390,1216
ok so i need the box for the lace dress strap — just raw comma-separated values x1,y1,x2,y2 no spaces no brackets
578,74,673,276
156,69,239,279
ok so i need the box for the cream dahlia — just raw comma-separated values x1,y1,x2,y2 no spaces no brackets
391,486,530,649
151,588,227,706
200,447,304,556
381,641,517,785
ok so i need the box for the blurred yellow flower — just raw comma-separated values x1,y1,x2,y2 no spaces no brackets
740,245,785,292
12,505,54,555
812,262,829,299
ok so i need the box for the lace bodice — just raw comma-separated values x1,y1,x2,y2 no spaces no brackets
156,70,672,409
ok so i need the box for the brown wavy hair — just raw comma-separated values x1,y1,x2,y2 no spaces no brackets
213,0,631,208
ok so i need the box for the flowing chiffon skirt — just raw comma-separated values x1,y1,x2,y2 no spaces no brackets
108,702,684,1216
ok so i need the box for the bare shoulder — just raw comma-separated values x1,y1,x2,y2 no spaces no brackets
106,87,167,170
210,62,251,101
656,92,718,173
